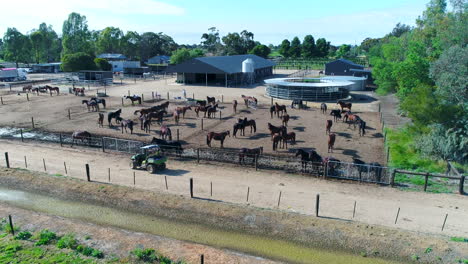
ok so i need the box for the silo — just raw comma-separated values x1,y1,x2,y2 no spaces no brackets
242,58,255,84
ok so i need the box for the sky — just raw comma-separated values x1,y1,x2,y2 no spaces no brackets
0,0,432,46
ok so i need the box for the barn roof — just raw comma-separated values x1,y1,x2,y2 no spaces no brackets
167,54,275,74
97,53,127,60
327,58,364,68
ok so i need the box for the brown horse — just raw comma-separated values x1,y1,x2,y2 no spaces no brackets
22,85,32,93
141,117,151,133
121,119,134,134
239,147,263,165
233,100,238,113
281,132,296,149
125,95,142,105
194,105,209,117
207,96,216,104
147,110,167,124
173,110,181,124
207,104,218,118
270,105,277,119
320,103,327,114
326,120,333,134
31,87,40,94
328,133,336,153
272,133,283,151
71,131,92,146
46,85,59,95
160,125,172,140
337,100,352,112
97,113,104,127
267,123,287,138
176,106,192,118
282,114,290,126
330,109,342,122
274,102,287,117
206,130,230,148
358,119,366,136
82,100,99,112
344,112,361,129
238,118,256,134
72,87,85,96
134,107,154,117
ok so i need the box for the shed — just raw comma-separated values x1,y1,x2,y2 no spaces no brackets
325,59,364,76
97,53,127,61
79,71,113,82
32,63,62,73
147,55,171,65
166,54,275,87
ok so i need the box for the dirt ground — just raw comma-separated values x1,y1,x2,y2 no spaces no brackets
0,74,383,163
1,140,467,238
0,203,278,264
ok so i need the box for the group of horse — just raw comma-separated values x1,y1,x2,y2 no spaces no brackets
23,85,60,95
82,97,106,112
328,101,366,137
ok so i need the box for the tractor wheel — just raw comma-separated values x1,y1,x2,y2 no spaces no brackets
157,163,166,170
147,164,156,174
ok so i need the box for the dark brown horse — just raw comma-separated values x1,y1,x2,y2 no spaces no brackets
72,87,85,96
320,103,327,114
239,147,263,165
282,114,290,126
207,96,216,104
267,123,287,138
274,102,287,117
108,109,122,127
270,105,277,119
272,133,283,151
196,100,207,107
328,133,336,153
121,119,134,134
296,149,323,172
141,117,151,133
281,132,296,149
238,118,256,134
206,130,230,148
71,131,92,146
160,125,172,140
358,119,366,136
46,85,60,95
147,110,167,124
176,106,192,118
90,97,106,109
206,104,218,118
194,105,209,117
233,122,245,137
330,110,342,122
233,100,238,113
125,95,142,105
22,85,32,93
82,100,99,112
337,100,352,112
326,120,333,134
97,113,104,127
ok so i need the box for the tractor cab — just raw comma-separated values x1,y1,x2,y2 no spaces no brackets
131,145,167,173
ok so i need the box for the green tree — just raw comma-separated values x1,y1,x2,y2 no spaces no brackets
121,31,140,60
30,31,44,64
61,52,96,72
2,28,30,67
62,12,93,56
189,48,205,58
279,39,291,57
171,48,192,64
249,44,271,58
222,30,255,55
94,58,112,71
360,37,380,53
302,35,316,58
289,37,301,58
201,27,222,55
315,38,329,57
388,23,412,38
139,32,177,63
97,27,123,54
335,44,351,58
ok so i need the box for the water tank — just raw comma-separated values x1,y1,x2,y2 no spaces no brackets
321,76,367,91
242,58,255,73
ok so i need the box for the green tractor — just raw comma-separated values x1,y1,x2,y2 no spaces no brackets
131,145,167,173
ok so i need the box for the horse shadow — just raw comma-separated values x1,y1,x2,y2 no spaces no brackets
289,116,300,120
248,133,270,140
289,147,316,152
372,132,383,138
180,123,196,128
239,109,252,114
192,197,224,203
292,126,305,132
365,126,376,131
164,169,190,177
339,149,361,158
336,132,352,139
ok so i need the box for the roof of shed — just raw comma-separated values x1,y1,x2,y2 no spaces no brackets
327,58,364,68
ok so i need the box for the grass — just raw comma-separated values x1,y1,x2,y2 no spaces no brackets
450,237,468,243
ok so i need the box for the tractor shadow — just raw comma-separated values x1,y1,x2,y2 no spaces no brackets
164,169,190,177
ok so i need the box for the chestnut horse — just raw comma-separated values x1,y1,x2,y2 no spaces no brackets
97,113,104,127
282,114,290,126
71,131,92,146
274,102,287,117
337,100,352,112
239,147,263,165
232,100,238,113
328,133,336,153
281,132,296,149
326,120,333,134
22,85,32,93
176,106,192,119
206,130,230,148
160,125,172,140
344,112,361,129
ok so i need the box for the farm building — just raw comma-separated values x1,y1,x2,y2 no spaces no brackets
97,53,127,61
123,67,151,76
110,61,140,73
167,54,275,87
325,59,364,76
265,78,351,101
147,55,171,65
32,63,62,73
78,70,113,84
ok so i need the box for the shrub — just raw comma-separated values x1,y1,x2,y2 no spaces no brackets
3,242,22,253
57,234,77,249
61,52,97,72
15,231,32,240
450,237,468,243
35,229,57,246
132,247,158,262
91,248,104,258
94,58,112,71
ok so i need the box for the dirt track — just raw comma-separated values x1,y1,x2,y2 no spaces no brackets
1,140,467,237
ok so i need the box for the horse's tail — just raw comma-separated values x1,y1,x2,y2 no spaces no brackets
206,134,210,145
102,99,106,108
253,121,256,133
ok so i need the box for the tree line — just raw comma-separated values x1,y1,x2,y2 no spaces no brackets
362,0,467,165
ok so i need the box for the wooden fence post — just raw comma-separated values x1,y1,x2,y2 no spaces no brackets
201,119,204,130
26,93,29,101
200,254,204,264
197,148,200,163
152,92,154,100
441,213,448,231
394,207,400,224
423,173,429,192
192,93,195,99
20,129,24,142
271,97,273,106
68,109,71,120
85,164,90,182
167,92,169,100
4,152,10,168
108,168,111,182
31,117,35,128
221,95,223,103
353,201,357,218
64,162,67,175
43,158,47,171
133,172,136,185
121,98,124,106
59,134,63,147
101,138,105,152
141,94,144,102
277,191,282,207
255,156,258,171
0,97,3,105
24,156,27,168
189,178,193,198
8,215,14,235
459,176,465,195
210,182,212,197
315,194,320,217
246,187,250,202
165,176,168,190
390,169,396,187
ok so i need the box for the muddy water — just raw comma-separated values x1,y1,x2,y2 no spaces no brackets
0,188,400,264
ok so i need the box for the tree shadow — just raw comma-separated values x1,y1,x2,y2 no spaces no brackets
293,126,305,132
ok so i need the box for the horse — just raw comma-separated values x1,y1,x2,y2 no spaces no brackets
282,114,290,126
320,103,327,114
72,87,85,96
241,95,257,107
267,123,287,138
344,112,361,129
134,107,154,117
330,110,342,122
296,149,323,172
281,132,296,149
270,106,277,119
274,102,287,117
151,137,183,155
125,95,142,105
206,104,218,118
353,158,367,179
272,133,283,151
233,100,238,113
196,100,207,107
328,133,336,153
358,119,366,136
31,87,39,94
82,100,99,112
207,96,216,104
206,131,230,148
173,110,180,124
337,100,352,112
146,110,167,124
22,85,32,93
90,97,106,109
238,118,256,134
97,113,104,127
194,105,209,118
160,125,172,141
71,131,92,147
176,106,192,118
233,122,246,137
326,120,333,134
46,85,60,95
121,119,134,134
239,147,263,165
107,109,122,127
323,156,341,176
141,117,151,133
